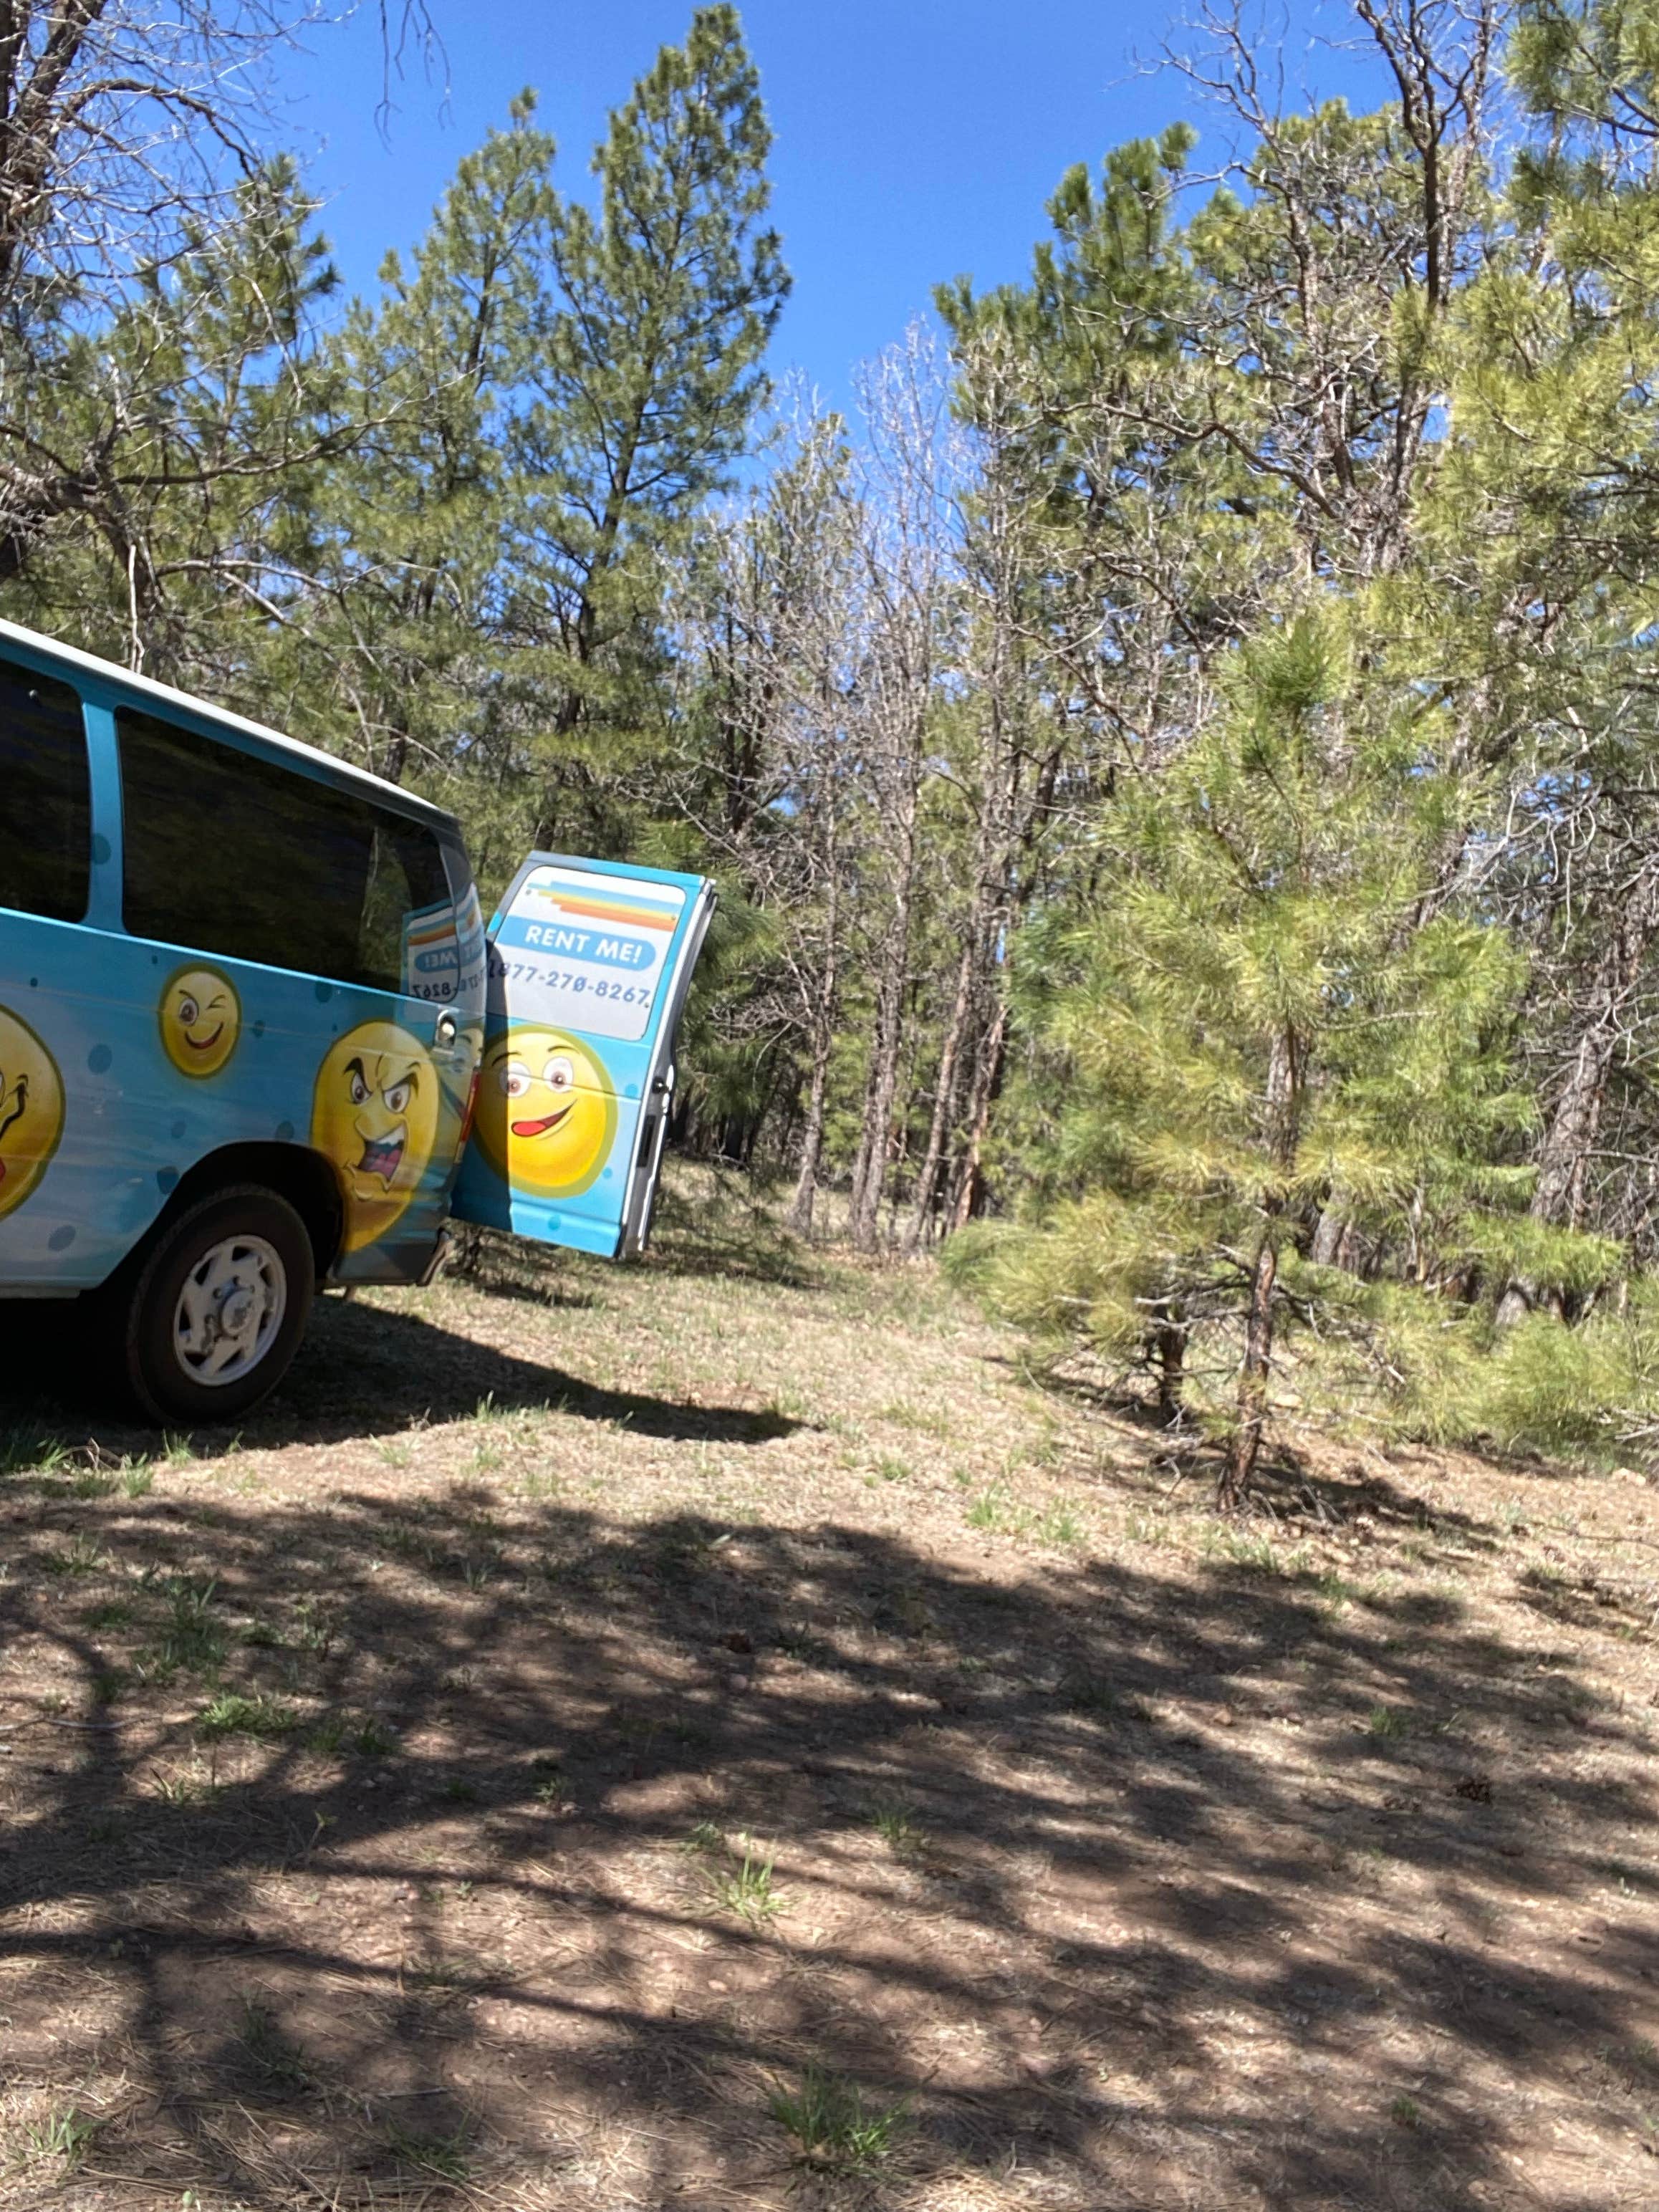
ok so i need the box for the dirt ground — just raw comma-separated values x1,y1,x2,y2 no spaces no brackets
1,1173,1656,2211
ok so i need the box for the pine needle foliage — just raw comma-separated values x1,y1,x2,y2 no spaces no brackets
953,606,1536,1501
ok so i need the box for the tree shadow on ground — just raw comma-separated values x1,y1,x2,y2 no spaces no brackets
0,1438,1652,2209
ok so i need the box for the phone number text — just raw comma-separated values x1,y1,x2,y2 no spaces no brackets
489,951,655,1008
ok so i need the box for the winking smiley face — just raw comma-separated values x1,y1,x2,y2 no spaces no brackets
310,1021,439,1251
474,1026,616,1200
159,965,241,1078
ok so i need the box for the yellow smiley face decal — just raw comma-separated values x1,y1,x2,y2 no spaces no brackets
0,1006,64,1221
310,1021,440,1251
159,966,241,1078
474,1026,617,1199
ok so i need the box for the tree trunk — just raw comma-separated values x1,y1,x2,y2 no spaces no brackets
947,1000,1008,1230
1222,1228,1279,1509
849,992,902,1251
846,1042,881,1239
903,610,1024,1254
1311,1191,1350,1266
1156,1312,1186,1428
784,1017,833,1237
849,849,916,1254
1499,847,1659,1324
554,406,646,736
1222,1026,1299,1509
902,933,976,1254
782,734,844,1240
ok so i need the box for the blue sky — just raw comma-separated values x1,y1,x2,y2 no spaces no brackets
279,1,1385,408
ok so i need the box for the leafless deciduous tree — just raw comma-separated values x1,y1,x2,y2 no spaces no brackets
841,327,961,1251
903,331,1065,1252
670,398,862,1230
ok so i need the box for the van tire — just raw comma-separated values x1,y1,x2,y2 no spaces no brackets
110,1185,314,1423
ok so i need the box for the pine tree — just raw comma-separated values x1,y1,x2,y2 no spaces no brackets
0,158,343,688
956,608,1531,1505
264,103,555,891
512,2,789,849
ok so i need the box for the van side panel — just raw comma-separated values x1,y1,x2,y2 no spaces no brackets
0,645,481,1294
0,920,468,1289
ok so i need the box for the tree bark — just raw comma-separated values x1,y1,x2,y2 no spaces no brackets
947,999,1008,1230
1156,1312,1186,1428
849,977,903,1250
902,932,976,1254
784,1011,833,1237
1221,1231,1279,1509
848,809,917,1252
1222,1025,1299,1508
1497,847,1659,1324
1311,1191,1350,1266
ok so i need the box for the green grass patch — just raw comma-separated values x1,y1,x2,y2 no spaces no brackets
686,1827,783,1924
25,2105,98,2168
0,1428,68,1479
198,1691,296,1741
767,2064,908,2175
870,1799,924,1861
383,2120,473,2181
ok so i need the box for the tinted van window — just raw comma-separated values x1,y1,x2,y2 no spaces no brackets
0,658,89,923
118,708,450,992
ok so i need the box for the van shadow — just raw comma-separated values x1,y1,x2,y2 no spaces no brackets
0,1293,802,1453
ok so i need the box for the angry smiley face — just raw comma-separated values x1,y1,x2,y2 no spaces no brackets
0,1006,64,1222
310,1021,439,1251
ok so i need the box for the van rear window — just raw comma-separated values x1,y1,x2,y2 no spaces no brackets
0,658,89,923
117,708,450,993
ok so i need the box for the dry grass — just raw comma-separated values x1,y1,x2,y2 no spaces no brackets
0,1165,1655,2211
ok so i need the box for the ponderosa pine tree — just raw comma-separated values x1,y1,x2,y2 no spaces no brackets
0,157,345,687
511,3,789,852
955,610,1531,1505
1445,0,1659,1312
261,103,555,888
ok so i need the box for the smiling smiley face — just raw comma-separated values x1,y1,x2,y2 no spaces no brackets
0,1006,64,1222
310,1021,439,1250
474,1026,616,1200
158,966,241,1079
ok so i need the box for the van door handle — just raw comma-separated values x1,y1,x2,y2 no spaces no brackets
434,1011,458,1049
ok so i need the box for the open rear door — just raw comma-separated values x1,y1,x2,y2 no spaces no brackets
450,854,715,1258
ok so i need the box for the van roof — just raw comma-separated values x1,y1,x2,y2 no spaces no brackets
0,616,459,834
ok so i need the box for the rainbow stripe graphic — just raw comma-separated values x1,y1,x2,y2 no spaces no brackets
403,906,458,955
524,875,682,933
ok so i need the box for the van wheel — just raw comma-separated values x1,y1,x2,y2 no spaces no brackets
112,1185,315,1423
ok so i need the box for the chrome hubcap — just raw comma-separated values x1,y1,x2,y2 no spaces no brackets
173,1234,286,1386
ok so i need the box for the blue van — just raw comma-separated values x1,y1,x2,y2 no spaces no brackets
0,618,711,1421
